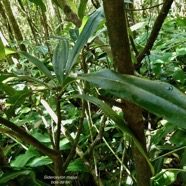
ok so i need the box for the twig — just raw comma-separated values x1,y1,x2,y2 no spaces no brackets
125,3,164,11
135,0,174,69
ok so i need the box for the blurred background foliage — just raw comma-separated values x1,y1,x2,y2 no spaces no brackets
0,0,186,185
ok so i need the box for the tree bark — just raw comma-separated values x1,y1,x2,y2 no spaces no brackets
56,0,82,27
103,1,151,185
2,0,26,51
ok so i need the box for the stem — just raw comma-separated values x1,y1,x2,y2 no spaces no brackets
103,1,151,185
55,96,62,151
0,116,59,160
61,99,85,174
136,0,174,68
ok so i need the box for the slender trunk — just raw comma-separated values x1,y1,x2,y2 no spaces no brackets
102,1,151,185
2,0,26,51
56,0,82,27
17,0,40,45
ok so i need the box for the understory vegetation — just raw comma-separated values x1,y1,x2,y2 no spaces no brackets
0,0,186,185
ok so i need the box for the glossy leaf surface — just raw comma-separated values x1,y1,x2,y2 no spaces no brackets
78,68,186,129
52,39,69,84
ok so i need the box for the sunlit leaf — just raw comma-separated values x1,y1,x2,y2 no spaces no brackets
66,0,78,13
151,169,186,186
40,99,57,124
65,7,104,74
28,0,46,11
27,156,52,167
11,150,36,167
0,37,5,60
5,47,16,55
78,0,88,20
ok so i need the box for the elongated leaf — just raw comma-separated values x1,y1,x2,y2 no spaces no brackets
67,158,89,172
11,150,36,167
4,89,32,118
0,37,5,60
0,83,16,96
78,69,186,129
52,39,69,84
28,0,46,11
19,51,52,79
151,169,186,186
40,99,57,124
65,7,104,74
27,156,52,167
78,0,88,20
0,170,39,185
73,94,154,175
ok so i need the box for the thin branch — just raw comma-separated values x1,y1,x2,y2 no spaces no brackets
0,146,7,167
135,0,174,69
125,3,164,11
61,100,85,174
56,0,81,27
0,116,59,159
55,96,62,151
85,116,106,157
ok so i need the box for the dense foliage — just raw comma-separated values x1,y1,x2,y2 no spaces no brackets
0,0,186,186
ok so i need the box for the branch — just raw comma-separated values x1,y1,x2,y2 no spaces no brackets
103,0,133,74
86,116,106,157
56,0,81,27
61,100,85,173
55,97,62,151
0,116,59,159
136,0,174,69
126,3,164,11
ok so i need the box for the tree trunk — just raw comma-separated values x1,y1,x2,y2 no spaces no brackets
2,0,26,51
102,1,151,185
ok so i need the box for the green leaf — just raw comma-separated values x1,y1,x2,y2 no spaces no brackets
0,170,39,185
66,0,78,13
19,51,52,79
52,39,69,85
11,150,36,167
153,157,164,175
0,74,14,82
65,7,104,74
0,37,5,60
78,69,186,129
28,0,46,11
60,138,71,150
73,94,154,175
5,47,16,55
173,69,185,84
6,89,32,118
170,129,186,146
67,158,89,172
0,83,16,96
78,0,88,20
32,133,51,143
27,156,52,167
151,169,186,186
